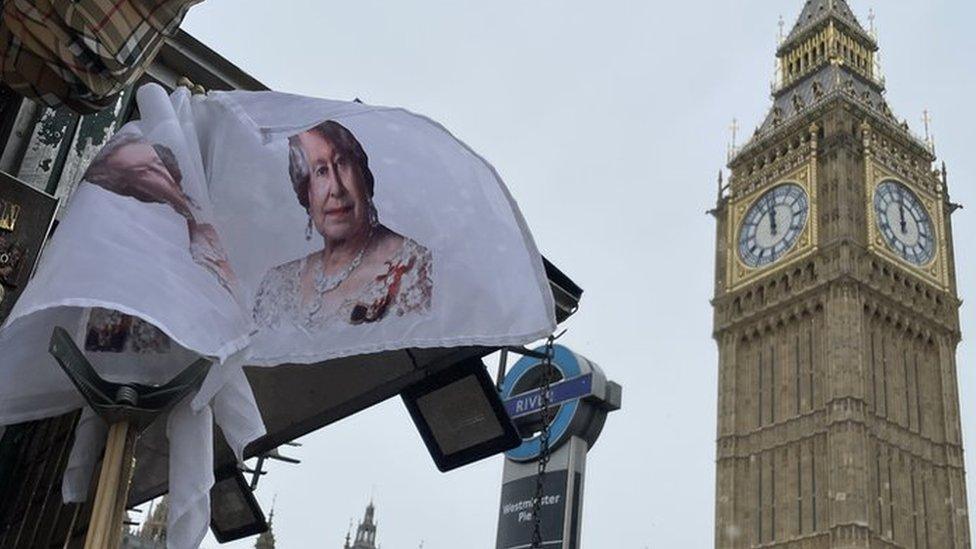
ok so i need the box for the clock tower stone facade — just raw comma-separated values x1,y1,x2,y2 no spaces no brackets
712,1,971,547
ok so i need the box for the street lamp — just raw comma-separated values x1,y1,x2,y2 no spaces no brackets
209,468,268,543
402,357,521,472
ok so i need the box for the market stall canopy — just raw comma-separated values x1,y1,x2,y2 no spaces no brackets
0,0,202,113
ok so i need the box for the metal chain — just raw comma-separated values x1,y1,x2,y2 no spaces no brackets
531,335,556,548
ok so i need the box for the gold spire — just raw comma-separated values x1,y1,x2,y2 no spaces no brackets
922,109,935,152
727,118,740,161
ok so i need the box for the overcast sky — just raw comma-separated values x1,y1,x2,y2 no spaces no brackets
174,1,976,547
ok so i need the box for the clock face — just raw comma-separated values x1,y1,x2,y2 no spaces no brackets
738,183,809,269
874,180,936,266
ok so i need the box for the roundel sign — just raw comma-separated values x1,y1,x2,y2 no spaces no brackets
500,344,611,462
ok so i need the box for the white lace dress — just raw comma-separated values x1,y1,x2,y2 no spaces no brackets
252,238,432,331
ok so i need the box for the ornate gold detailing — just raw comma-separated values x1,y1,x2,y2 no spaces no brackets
730,127,816,194
727,160,818,292
863,123,939,189
864,158,949,289
779,21,877,91
0,199,20,232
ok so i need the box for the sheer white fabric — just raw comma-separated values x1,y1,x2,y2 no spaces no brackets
0,83,555,549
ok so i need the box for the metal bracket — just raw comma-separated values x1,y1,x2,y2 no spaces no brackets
48,326,211,431
503,346,548,360
245,444,302,490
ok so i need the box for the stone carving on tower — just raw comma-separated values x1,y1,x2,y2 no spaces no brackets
712,0,971,547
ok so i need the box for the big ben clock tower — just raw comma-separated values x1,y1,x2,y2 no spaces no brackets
712,1,972,547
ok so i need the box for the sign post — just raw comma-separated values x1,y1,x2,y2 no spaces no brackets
495,345,621,549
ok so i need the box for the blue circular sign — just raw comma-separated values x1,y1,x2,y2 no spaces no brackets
500,344,582,462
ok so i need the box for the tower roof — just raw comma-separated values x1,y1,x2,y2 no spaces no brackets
254,507,275,549
756,64,887,135
729,0,934,162
349,500,379,549
781,0,875,51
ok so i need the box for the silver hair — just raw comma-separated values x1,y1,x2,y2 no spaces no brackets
286,120,374,212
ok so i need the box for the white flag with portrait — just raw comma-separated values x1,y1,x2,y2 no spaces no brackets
0,84,556,548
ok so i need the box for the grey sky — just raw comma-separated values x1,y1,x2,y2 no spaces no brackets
174,1,976,547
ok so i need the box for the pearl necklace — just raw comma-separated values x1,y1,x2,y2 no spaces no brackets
313,228,372,294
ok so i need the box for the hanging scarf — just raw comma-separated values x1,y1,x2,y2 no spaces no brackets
0,0,203,113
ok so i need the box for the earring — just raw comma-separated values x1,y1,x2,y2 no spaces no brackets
305,216,313,241
368,201,379,228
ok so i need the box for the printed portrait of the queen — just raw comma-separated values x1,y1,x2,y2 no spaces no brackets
252,120,433,331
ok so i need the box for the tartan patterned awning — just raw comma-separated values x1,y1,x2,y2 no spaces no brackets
0,0,203,113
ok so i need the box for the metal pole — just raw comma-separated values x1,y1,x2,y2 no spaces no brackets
496,349,509,390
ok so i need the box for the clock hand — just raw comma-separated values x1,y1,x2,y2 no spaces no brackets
768,204,778,236
898,190,907,234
